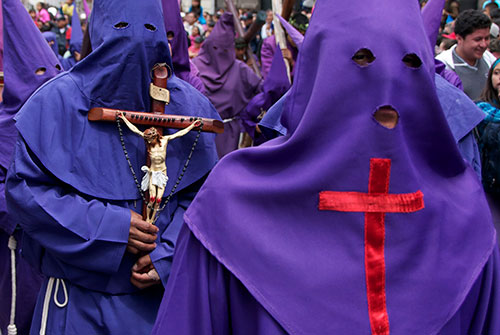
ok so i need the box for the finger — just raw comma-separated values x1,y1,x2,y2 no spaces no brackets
130,276,155,290
126,245,140,255
134,220,159,234
130,228,157,243
130,210,142,220
131,271,156,283
132,255,152,272
129,239,157,252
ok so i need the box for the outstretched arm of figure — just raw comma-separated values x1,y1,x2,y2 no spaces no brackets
165,120,202,141
119,112,145,137
5,138,131,274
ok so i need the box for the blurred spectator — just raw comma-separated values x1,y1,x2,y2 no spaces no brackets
261,10,273,40
53,16,70,56
36,2,50,24
489,37,500,56
61,0,74,18
484,1,499,16
190,25,202,45
188,36,203,58
205,21,215,38
190,0,206,25
184,12,204,36
445,0,460,22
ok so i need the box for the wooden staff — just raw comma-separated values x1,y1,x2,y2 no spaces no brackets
272,0,291,83
88,108,224,134
225,0,262,77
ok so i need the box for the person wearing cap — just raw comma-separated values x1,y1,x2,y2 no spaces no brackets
436,9,496,99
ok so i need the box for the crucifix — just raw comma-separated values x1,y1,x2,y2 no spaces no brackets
318,158,424,335
88,63,223,224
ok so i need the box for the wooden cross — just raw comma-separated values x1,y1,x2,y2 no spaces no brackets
88,64,223,222
318,158,424,335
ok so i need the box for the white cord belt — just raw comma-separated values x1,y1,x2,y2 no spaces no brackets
39,277,68,335
7,236,17,335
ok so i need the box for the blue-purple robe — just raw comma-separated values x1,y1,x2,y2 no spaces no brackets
5,0,219,334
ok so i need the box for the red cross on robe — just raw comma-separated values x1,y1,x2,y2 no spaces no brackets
319,158,424,335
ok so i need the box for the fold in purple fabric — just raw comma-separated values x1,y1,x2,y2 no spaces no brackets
154,0,499,333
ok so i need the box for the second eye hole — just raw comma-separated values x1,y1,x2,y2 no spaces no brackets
114,22,129,29
352,48,375,67
402,53,422,69
145,24,157,31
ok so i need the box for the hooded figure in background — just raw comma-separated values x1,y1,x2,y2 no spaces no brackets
241,47,290,146
0,0,62,333
60,5,83,70
260,13,306,80
5,0,219,333
161,0,205,93
42,31,63,63
192,12,261,158
152,0,500,334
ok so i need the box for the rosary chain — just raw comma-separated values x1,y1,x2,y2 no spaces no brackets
116,115,203,224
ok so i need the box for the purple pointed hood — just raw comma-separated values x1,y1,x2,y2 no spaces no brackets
193,12,236,88
42,31,60,57
13,0,219,201
69,4,83,54
422,0,445,49
182,0,496,334
0,0,62,171
242,48,290,139
276,14,304,49
161,0,190,78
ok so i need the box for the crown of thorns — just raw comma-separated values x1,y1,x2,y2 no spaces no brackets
289,18,309,32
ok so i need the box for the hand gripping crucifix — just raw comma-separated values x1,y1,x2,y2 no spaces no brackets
319,158,424,335
88,63,223,224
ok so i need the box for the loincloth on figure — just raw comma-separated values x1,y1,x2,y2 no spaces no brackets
141,166,169,191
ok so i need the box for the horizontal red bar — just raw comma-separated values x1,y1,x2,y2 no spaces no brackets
319,190,424,213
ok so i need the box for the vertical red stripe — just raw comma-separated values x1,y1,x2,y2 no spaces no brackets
365,159,390,335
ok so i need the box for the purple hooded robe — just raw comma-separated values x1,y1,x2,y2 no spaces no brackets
4,0,219,334
161,0,204,93
60,5,83,71
241,47,290,145
152,0,500,334
0,0,62,333
259,15,303,80
192,12,261,158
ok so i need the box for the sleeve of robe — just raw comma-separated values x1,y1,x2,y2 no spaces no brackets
0,166,13,234
5,137,131,274
151,223,287,335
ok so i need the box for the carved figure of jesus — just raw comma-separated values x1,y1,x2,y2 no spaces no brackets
119,113,201,223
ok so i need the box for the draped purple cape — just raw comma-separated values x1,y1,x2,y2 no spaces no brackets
0,0,62,333
152,0,500,334
192,12,261,157
4,0,219,333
